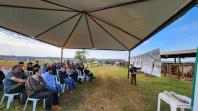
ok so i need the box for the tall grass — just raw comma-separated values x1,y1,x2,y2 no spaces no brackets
0,66,192,111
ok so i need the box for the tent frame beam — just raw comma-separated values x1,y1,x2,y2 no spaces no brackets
0,4,75,12
88,14,142,41
63,13,84,47
41,0,82,12
130,0,197,51
34,13,81,39
0,26,128,51
85,14,95,48
0,26,61,48
88,14,129,50
0,1,196,51
88,0,147,13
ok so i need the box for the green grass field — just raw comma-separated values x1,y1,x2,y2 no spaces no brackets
0,66,192,111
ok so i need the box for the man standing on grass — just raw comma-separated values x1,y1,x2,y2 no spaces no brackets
3,65,27,103
130,64,137,85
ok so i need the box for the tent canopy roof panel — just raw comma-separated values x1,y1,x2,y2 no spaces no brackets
0,0,197,51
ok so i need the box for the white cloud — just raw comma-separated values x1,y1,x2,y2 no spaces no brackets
0,30,62,57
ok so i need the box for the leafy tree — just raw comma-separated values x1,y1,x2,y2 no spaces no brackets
74,50,87,62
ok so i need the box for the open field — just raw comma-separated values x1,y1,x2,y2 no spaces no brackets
0,66,192,111
0,60,18,67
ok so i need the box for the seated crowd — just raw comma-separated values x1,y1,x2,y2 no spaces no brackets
0,60,94,111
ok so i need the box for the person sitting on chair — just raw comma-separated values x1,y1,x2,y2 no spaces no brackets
41,63,47,74
33,60,40,69
61,66,76,93
42,67,61,108
0,69,5,91
59,66,66,84
26,68,53,111
66,64,74,76
129,64,137,85
84,67,94,81
27,62,34,72
3,65,27,103
51,63,57,75
18,61,28,78
70,63,78,81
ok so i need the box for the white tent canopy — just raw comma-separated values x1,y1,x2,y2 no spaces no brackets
0,0,197,51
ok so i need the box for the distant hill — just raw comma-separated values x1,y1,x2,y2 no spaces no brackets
0,55,75,62
0,55,127,64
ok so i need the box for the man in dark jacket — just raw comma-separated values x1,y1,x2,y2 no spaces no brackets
26,68,53,111
129,64,137,85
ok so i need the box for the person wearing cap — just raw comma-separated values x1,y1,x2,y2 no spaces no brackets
26,68,53,111
41,67,61,109
3,65,27,103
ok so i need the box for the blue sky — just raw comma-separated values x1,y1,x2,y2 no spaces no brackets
0,7,198,60
132,7,198,56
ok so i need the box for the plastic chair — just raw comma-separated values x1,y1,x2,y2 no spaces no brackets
23,98,45,111
85,76,90,81
55,71,67,93
157,93,191,111
53,75,60,84
76,70,85,83
56,69,60,75
61,84,66,93
53,75,66,95
0,93,21,109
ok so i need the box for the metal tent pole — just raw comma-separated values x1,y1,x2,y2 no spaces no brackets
60,48,64,64
128,51,131,79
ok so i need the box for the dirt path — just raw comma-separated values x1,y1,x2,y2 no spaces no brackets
72,66,144,111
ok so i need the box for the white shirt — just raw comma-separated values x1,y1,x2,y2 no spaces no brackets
66,68,74,75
